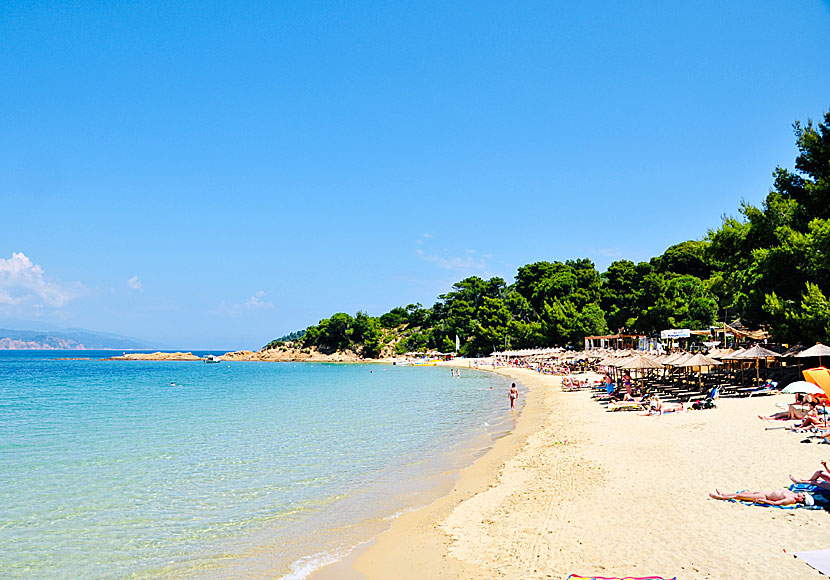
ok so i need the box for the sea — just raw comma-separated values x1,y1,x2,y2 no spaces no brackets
0,351,515,579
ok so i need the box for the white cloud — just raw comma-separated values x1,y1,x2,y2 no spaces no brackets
245,290,272,309
0,252,83,308
416,249,491,275
212,290,274,315
127,275,143,291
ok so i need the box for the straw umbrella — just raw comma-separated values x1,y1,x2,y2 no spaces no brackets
675,353,721,391
796,343,830,367
621,355,664,393
732,344,780,386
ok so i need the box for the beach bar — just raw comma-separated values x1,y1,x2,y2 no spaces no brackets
584,333,646,351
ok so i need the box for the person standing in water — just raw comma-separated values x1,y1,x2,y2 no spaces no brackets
509,383,519,409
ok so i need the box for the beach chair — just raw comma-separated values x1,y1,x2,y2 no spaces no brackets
606,401,647,412
747,381,778,397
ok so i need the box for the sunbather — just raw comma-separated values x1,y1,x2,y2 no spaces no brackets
795,402,828,430
790,460,830,491
643,395,683,416
759,403,810,421
709,488,813,506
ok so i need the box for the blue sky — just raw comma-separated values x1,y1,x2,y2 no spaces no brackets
2,1,829,349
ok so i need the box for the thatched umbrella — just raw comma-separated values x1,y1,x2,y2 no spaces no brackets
796,343,830,367
621,355,664,392
676,353,721,390
732,344,780,386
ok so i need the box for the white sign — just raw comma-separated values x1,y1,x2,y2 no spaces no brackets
660,329,690,339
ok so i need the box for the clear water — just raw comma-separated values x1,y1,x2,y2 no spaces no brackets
0,352,511,579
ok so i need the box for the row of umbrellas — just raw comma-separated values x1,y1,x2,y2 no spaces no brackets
492,342,830,364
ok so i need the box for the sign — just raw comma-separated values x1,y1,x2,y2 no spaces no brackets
660,329,690,339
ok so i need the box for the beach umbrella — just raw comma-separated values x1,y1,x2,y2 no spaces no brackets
782,381,826,396
732,345,780,386
781,344,805,358
803,367,830,400
621,355,664,392
675,353,721,390
796,343,830,367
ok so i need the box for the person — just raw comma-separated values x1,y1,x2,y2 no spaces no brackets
709,488,813,506
795,401,828,430
790,460,830,491
644,394,683,415
509,383,519,409
758,404,810,421
603,373,614,396
622,372,633,397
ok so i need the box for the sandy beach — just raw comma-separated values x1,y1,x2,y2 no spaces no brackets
313,364,828,580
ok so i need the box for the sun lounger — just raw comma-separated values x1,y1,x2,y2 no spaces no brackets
606,401,647,412
747,381,779,397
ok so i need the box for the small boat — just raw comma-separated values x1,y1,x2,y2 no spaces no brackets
204,354,222,364
411,359,439,367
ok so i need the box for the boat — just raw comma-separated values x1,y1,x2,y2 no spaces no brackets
411,359,439,367
204,354,222,364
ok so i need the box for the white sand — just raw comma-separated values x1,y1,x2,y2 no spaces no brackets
320,366,829,580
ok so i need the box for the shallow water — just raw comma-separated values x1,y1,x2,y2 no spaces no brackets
0,352,511,579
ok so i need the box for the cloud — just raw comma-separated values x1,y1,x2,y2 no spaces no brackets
245,290,272,309
0,252,84,308
416,248,491,275
127,275,143,291
212,290,274,315
593,248,624,258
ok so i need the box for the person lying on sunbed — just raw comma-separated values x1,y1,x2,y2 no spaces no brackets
790,460,830,491
709,488,814,506
759,402,810,421
643,395,683,415
794,402,828,430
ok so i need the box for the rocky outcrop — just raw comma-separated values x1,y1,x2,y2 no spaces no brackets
108,352,202,361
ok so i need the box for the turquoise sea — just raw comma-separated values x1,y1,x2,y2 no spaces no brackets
0,352,513,579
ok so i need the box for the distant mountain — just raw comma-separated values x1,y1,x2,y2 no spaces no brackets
0,328,152,350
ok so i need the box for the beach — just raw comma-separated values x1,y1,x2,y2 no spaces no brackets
314,364,828,580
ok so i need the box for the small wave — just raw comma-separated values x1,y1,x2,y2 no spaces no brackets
279,551,341,580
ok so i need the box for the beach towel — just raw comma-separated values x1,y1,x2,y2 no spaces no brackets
723,485,829,510
607,402,646,412
568,575,676,580
793,549,830,575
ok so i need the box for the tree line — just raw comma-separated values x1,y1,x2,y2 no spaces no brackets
271,109,830,358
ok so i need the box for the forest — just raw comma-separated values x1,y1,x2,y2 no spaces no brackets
275,109,830,358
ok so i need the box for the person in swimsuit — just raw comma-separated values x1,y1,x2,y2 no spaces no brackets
603,373,614,396
709,488,813,506
790,460,830,491
509,383,518,409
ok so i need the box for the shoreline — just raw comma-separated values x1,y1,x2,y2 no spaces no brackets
309,364,544,580
314,365,828,580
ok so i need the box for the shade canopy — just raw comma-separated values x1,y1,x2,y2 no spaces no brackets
803,367,830,399
731,345,780,359
781,381,826,395
720,347,747,360
667,352,693,366
796,343,830,358
676,353,721,368
620,355,664,370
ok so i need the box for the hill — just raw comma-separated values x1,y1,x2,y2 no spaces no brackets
0,328,152,350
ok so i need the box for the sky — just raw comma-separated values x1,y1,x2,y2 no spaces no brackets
2,1,830,349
